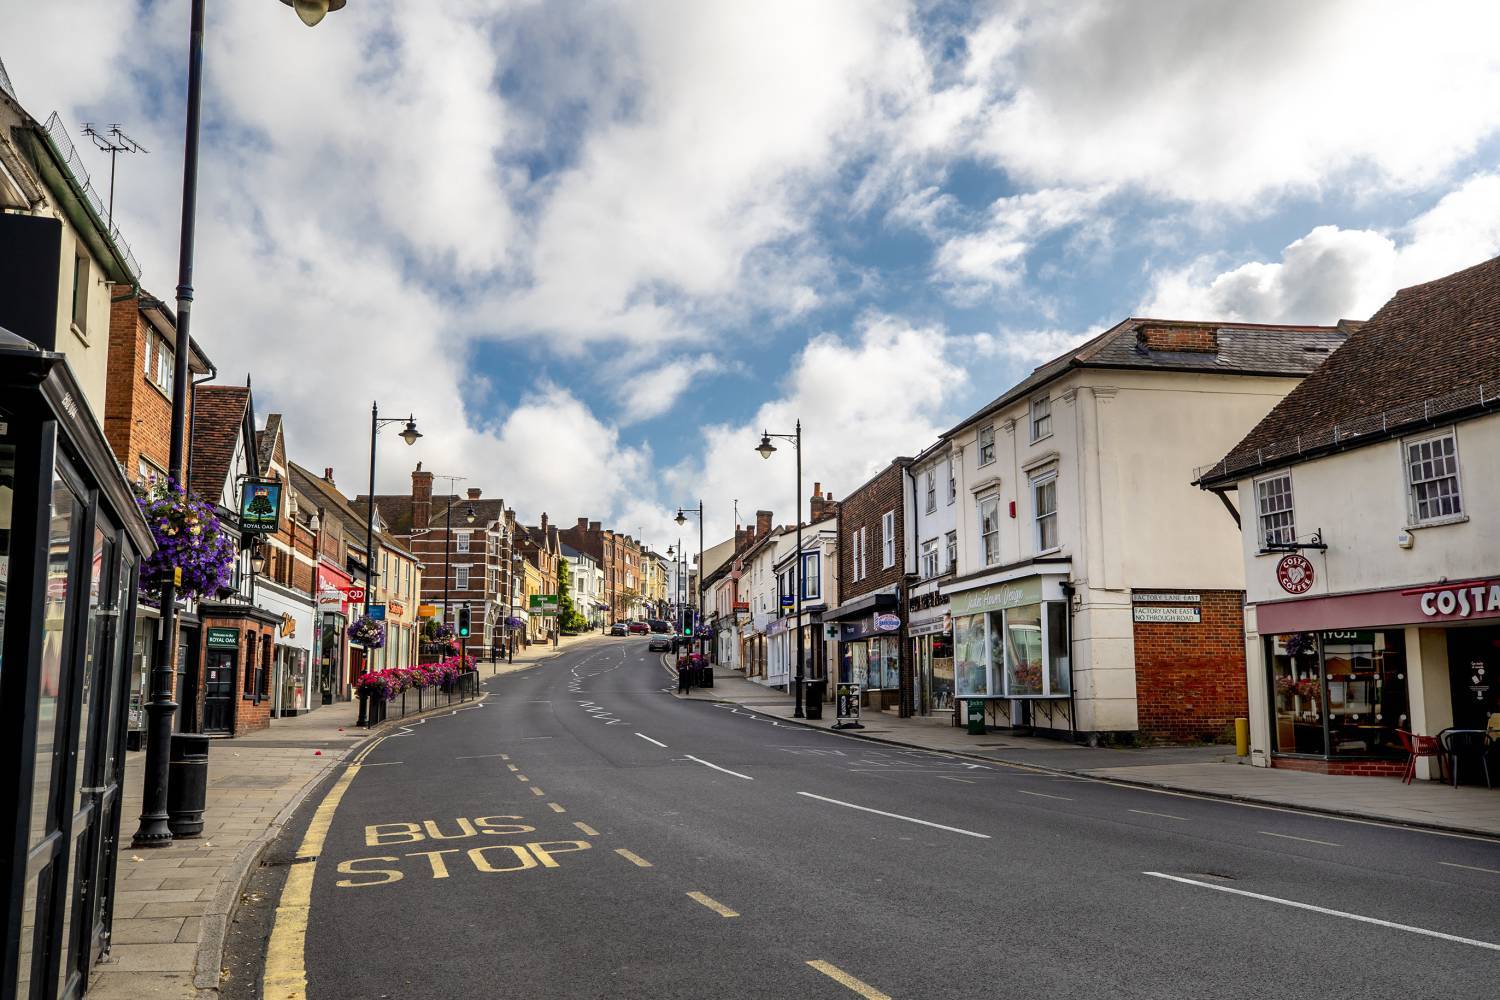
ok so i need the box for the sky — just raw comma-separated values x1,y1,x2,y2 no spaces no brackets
8,0,1500,550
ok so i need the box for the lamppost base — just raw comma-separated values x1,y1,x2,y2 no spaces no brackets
132,817,175,849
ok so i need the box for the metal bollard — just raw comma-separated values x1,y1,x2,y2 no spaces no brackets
1235,717,1250,757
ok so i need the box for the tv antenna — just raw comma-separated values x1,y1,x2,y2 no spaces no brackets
81,123,148,225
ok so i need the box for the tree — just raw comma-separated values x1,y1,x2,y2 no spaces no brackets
556,559,588,633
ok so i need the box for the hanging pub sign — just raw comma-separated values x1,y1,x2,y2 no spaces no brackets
239,478,283,533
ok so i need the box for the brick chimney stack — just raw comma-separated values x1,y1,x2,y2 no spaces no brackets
809,483,838,522
540,512,549,536
467,487,482,500
412,462,433,530
756,509,773,538
323,467,335,483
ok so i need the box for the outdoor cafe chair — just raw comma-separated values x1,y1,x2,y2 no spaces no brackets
1438,728,1492,790
1397,729,1443,786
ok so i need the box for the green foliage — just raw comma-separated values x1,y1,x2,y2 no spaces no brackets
556,559,589,632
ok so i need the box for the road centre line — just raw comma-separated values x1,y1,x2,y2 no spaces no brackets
1129,809,1188,821
686,891,739,918
1018,789,1073,801
454,753,505,760
683,755,754,780
1439,861,1500,875
1259,830,1340,847
806,960,893,1000
615,848,653,868
636,733,668,748
797,792,990,840
1144,871,1500,952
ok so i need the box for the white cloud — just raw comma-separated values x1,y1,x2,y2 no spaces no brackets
1141,173,1500,322
968,328,1098,366
933,187,1111,300
614,356,722,425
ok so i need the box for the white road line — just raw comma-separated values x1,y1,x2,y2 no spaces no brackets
454,753,506,760
683,755,754,780
636,733,668,748
359,761,402,767
936,776,976,784
1144,871,1500,952
797,792,991,839
1129,808,1188,821
1439,861,1500,876
1259,830,1340,847
1018,789,1073,802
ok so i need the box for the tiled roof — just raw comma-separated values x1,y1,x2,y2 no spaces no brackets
1202,255,1500,485
289,462,367,544
946,317,1350,437
188,385,251,503
256,413,282,469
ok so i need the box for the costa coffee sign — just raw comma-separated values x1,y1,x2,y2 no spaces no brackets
1416,579,1500,620
1276,554,1315,594
1258,575,1500,634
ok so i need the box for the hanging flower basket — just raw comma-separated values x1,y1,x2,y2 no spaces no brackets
134,478,237,599
349,615,387,649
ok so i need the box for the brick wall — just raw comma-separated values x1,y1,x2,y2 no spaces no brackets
103,298,183,480
836,461,908,601
1270,755,1407,778
1132,589,1248,744
1139,324,1217,353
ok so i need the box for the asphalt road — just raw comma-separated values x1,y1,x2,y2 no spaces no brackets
264,636,1500,999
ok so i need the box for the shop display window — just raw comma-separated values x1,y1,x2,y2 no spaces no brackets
1268,630,1408,758
954,614,988,697
955,602,1070,699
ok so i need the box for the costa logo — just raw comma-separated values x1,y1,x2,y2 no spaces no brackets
1276,554,1315,595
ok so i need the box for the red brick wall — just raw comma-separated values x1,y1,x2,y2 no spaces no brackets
1270,755,1407,777
196,615,277,735
1132,590,1247,744
1139,325,1217,353
103,299,184,481
836,461,908,602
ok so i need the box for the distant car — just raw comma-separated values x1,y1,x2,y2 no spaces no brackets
648,636,671,652
648,619,671,634
628,621,650,635
610,622,628,636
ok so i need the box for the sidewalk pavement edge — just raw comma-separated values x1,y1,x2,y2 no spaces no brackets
658,655,1500,842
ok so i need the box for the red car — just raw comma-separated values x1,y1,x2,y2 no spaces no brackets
628,621,649,635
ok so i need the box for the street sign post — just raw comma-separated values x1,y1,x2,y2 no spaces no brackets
834,682,863,730
529,594,559,615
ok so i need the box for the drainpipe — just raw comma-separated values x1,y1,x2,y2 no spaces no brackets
183,360,217,492
111,282,141,303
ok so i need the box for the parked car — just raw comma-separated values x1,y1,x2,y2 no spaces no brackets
648,619,671,634
648,636,671,652
628,621,650,635
610,622,629,636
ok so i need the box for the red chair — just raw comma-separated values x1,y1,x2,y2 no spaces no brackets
1397,730,1443,785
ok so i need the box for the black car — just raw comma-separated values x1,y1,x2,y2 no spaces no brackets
648,619,671,634
648,636,671,652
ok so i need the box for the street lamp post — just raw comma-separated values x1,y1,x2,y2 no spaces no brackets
756,421,806,718
363,402,420,616
674,502,705,657
134,0,347,849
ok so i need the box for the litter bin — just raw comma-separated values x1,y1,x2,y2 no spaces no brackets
167,733,210,838
804,679,825,719
699,661,714,689
966,699,986,736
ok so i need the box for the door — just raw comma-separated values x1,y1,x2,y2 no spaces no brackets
177,628,200,734
202,650,236,735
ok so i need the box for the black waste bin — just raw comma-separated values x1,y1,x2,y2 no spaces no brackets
804,679,825,719
167,733,210,838
699,661,714,689
966,699,986,736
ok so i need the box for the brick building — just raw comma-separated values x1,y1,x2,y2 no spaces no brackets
560,518,643,622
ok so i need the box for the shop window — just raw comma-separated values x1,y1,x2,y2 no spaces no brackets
260,637,272,698
1004,604,1044,695
1032,471,1058,552
978,426,996,466
1255,472,1295,548
952,602,1069,700
1405,431,1463,524
1268,631,1408,758
1030,395,1052,442
1046,603,1069,695
978,497,1001,566
881,510,895,568
920,539,938,579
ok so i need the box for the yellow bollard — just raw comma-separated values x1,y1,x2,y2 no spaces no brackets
1234,717,1250,757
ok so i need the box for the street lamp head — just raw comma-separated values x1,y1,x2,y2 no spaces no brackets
755,433,776,460
250,544,268,575
399,419,422,446
666,545,674,557
280,0,346,27
465,505,477,524
675,509,687,526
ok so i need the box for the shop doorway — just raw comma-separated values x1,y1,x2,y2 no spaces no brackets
203,649,236,734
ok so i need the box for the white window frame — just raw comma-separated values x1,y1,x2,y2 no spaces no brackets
852,526,867,581
978,496,1001,566
881,511,895,569
1032,470,1059,553
1405,429,1465,526
947,459,956,505
978,426,996,466
455,531,470,554
455,564,470,590
155,335,174,395
1254,471,1296,550
801,551,820,600
920,539,939,579
1030,395,1052,443
945,530,957,572
925,470,936,514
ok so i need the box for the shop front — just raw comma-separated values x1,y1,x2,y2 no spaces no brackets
944,573,1072,732
0,330,154,997
909,609,954,717
830,594,903,711
196,603,280,736
1253,576,1500,777
315,565,355,703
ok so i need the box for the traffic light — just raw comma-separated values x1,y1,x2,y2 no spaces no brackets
680,608,693,637
458,603,471,638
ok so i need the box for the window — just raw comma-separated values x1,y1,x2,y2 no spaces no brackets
455,564,470,590
945,531,957,572
1033,472,1058,552
137,455,165,485
978,497,1001,566
1406,431,1463,524
71,250,89,329
801,552,820,600
851,526,867,581
1030,396,1052,442
456,531,470,553
978,426,996,466
156,336,175,395
947,459,956,504
1255,473,1295,548
925,470,936,514
881,511,895,568
921,539,938,579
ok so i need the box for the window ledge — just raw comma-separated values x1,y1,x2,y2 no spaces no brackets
70,321,89,345
1035,546,1063,558
1407,514,1468,530
1029,431,1054,446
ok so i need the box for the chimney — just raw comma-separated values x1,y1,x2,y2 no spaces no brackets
589,520,601,533
323,467,335,483
809,484,838,523
467,487,482,500
577,517,589,531
1136,324,1218,354
756,509,773,539
412,462,433,531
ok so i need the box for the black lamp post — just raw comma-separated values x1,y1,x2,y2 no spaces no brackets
756,421,805,717
364,402,420,616
133,0,348,850
674,502,704,656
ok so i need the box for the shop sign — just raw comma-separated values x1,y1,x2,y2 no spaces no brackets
1131,592,1200,604
391,600,405,616
835,683,862,729
1133,606,1201,624
1276,554,1315,595
948,578,1042,617
239,479,283,533
418,604,438,618
1417,580,1500,619
367,604,387,621
874,613,902,632
206,627,240,649
279,613,297,638
907,616,950,638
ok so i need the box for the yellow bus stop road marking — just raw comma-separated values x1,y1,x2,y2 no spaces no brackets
806,960,893,999
548,802,566,813
686,891,739,918
615,848,652,868
530,786,546,796
574,821,600,837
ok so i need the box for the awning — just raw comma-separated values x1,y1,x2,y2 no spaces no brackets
824,589,898,623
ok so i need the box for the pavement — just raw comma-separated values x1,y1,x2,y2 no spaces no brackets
677,664,1500,838
90,634,591,1000
218,638,1500,999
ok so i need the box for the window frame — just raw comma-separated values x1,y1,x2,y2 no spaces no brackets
920,538,939,579
881,510,895,569
978,425,996,466
947,459,956,505
1030,395,1052,443
1032,470,1059,553
978,495,1001,566
925,469,936,514
945,530,957,572
455,530,470,554
801,551,821,600
1404,429,1465,527
455,564,470,590
1254,471,1296,550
